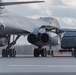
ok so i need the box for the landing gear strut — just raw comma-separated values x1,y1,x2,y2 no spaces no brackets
2,35,20,57
34,47,48,57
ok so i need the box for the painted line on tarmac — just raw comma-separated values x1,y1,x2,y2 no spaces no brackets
8,65,76,68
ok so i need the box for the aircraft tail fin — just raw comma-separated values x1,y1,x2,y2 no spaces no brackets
0,1,45,6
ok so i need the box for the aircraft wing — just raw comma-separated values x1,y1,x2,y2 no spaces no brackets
0,1,45,6
26,17,61,34
17,17,61,35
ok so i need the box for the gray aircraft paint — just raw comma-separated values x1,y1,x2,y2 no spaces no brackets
0,7,60,35
0,0,61,47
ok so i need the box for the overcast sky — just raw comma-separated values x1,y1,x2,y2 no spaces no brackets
2,0,76,45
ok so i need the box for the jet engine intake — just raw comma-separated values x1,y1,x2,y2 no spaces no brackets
40,33,51,44
27,34,37,44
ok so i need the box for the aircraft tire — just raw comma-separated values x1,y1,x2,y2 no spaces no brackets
2,49,6,57
34,48,39,57
72,50,76,58
2,49,8,57
9,49,13,57
41,49,44,57
41,48,47,57
12,49,16,57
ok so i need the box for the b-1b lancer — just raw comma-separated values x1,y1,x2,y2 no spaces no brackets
0,0,64,57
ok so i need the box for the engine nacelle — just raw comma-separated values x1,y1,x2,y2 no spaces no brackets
0,37,8,47
27,34,37,44
27,33,52,46
40,33,51,44
27,32,59,47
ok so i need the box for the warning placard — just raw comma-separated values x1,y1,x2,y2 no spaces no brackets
54,51,72,56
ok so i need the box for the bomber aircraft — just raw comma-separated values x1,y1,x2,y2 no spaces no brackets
0,0,66,57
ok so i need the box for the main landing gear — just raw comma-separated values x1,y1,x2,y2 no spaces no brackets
2,35,20,57
34,47,48,57
2,49,16,57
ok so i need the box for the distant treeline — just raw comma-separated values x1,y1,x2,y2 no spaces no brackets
13,45,36,55
0,45,36,55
